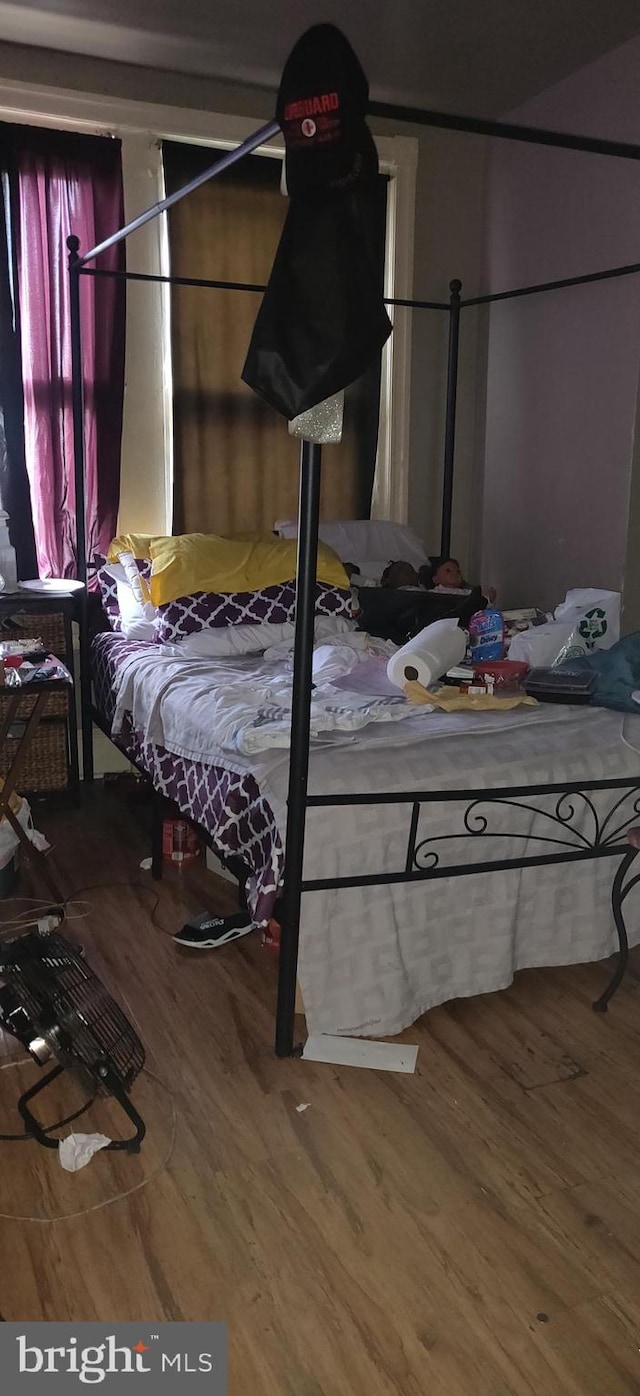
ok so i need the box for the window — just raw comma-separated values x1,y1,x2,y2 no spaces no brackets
163,141,388,534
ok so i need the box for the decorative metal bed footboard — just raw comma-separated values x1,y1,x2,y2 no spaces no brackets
284,776,640,1032
91,679,640,1048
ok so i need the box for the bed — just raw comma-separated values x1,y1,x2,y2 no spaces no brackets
91,624,640,1040
70,89,640,1056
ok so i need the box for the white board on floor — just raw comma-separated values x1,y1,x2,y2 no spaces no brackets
302,1034,418,1074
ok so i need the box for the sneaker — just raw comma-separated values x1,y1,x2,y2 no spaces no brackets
173,911,253,949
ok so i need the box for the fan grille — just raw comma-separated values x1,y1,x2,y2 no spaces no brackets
0,932,144,1088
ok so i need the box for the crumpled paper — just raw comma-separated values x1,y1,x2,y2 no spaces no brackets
58,1132,111,1172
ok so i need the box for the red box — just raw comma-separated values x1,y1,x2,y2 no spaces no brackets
262,919,281,951
162,818,200,866
472,659,529,689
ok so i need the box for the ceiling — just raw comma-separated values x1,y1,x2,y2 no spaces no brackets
2,0,640,116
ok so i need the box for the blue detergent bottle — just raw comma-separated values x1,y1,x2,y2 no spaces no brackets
468,608,506,662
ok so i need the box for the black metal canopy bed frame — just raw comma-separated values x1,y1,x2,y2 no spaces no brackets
67,98,640,1057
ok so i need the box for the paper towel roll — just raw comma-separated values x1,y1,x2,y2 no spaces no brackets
386,619,466,690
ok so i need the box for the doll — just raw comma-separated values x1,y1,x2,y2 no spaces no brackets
381,556,497,605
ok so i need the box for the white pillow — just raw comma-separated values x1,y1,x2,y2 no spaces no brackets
274,518,428,571
114,580,157,642
106,552,157,641
104,559,127,586
119,550,154,609
166,614,355,660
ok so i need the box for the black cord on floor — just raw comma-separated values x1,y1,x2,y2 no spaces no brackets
63,882,174,937
0,875,230,947
0,883,173,939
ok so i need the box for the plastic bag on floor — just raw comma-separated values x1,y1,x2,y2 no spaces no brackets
0,791,49,868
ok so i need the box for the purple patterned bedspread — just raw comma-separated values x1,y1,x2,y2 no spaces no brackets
91,632,283,925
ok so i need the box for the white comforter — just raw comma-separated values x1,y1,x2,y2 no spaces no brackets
111,640,640,1038
112,637,427,758
112,636,575,772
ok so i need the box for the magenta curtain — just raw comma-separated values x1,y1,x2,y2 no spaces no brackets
14,128,125,579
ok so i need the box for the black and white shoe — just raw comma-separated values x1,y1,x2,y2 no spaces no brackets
174,911,254,949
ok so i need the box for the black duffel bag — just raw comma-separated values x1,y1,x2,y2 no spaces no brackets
354,586,486,647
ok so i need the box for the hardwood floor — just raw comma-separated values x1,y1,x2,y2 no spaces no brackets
1,781,640,1394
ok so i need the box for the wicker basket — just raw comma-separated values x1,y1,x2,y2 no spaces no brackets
0,720,68,792
0,688,68,721
1,611,66,656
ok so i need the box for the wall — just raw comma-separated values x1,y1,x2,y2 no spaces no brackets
0,40,272,119
406,128,488,569
480,37,640,614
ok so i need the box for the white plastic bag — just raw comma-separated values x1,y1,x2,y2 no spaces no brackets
22,801,50,853
509,589,620,667
508,623,575,668
0,795,49,869
553,588,620,650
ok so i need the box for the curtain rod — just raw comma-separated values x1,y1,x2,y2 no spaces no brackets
368,100,640,162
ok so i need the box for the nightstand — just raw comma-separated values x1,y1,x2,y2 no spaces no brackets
0,582,83,793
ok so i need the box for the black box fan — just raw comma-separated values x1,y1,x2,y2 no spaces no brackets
0,929,146,1152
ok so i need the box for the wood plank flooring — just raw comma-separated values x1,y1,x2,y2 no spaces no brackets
1,781,640,1394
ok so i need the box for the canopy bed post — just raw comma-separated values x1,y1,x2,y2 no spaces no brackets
440,278,462,559
68,235,94,783
275,439,322,1057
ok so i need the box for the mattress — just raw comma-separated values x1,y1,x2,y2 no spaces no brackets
92,631,640,1038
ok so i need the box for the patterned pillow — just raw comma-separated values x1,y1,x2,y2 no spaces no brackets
155,582,353,645
95,556,152,634
95,562,122,632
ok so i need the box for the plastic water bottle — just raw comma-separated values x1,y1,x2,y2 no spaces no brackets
0,512,18,592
